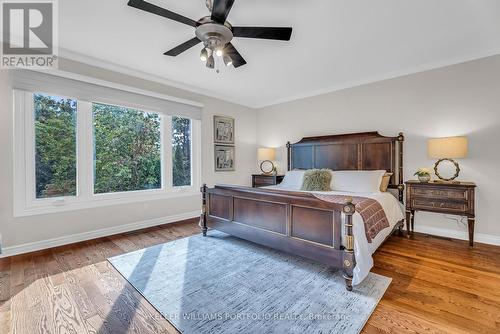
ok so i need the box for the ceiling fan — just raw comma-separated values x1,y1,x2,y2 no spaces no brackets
127,0,293,69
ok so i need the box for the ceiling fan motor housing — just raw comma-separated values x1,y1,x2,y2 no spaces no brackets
195,18,233,51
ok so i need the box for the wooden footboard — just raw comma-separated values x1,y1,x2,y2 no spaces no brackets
200,184,356,291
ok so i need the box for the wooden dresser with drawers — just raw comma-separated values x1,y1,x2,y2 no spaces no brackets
405,180,476,246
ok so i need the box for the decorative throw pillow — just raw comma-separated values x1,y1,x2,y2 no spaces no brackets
380,172,393,192
301,169,332,191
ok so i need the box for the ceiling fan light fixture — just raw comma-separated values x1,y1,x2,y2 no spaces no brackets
223,54,233,67
215,48,223,57
206,54,215,69
200,48,208,62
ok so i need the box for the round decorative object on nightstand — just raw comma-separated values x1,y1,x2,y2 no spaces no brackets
260,160,275,175
434,158,460,182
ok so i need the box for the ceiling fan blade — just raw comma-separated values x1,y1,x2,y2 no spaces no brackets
128,0,197,27
211,0,235,24
223,43,247,68
164,37,201,56
232,27,293,41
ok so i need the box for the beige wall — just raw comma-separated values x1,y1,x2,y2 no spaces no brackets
0,59,257,253
257,55,500,243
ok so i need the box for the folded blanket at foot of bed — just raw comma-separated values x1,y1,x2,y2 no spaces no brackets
312,194,390,243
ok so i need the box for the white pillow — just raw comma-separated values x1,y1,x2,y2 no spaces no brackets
279,170,305,190
331,170,387,193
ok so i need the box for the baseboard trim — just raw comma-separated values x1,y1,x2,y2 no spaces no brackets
4,212,498,258
0,210,201,258
414,225,500,246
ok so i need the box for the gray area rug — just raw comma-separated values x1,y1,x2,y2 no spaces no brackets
108,231,391,334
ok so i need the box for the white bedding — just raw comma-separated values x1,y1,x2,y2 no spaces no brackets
264,184,404,285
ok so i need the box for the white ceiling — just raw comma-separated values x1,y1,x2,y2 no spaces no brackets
59,0,500,108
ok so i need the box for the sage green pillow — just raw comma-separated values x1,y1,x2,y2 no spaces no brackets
301,169,332,191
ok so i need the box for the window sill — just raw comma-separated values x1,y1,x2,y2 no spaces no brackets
14,189,201,218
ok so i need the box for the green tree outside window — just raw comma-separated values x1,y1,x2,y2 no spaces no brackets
35,94,77,198
93,103,162,194
34,95,191,198
172,117,191,187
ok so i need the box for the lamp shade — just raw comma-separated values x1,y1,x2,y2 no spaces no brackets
428,136,468,159
257,148,276,161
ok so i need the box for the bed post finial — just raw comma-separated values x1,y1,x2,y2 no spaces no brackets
286,141,291,171
397,132,405,203
343,198,356,291
200,184,208,236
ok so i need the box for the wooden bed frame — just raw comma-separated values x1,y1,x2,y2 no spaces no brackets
200,131,405,290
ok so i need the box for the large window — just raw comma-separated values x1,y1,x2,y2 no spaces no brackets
14,90,200,216
93,103,162,194
34,94,77,198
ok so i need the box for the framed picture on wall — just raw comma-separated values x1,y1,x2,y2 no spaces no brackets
214,115,235,144
214,145,235,172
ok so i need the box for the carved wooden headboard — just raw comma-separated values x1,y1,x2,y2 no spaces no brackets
286,131,405,202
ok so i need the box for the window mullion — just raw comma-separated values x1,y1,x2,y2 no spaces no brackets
77,101,93,200
14,91,36,210
192,119,201,189
163,115,173,191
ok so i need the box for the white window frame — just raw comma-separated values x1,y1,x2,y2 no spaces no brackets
13,89,201,217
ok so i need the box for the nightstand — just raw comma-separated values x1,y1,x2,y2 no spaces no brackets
405,180,476,246
252,174,284,188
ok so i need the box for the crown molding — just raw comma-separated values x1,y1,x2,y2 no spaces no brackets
253,49,500,109
58,48,253,108
58,47,500,110
28,65,205,108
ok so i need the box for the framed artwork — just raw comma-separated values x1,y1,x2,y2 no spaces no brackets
214,115,235,144
214,145,235,172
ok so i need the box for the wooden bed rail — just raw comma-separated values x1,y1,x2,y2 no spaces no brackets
200,184,357,291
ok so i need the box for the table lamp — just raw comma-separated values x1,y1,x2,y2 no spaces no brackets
258,148,276,175
428,136,468,182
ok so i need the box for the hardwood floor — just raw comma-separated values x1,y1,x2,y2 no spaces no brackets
1,219,499,333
